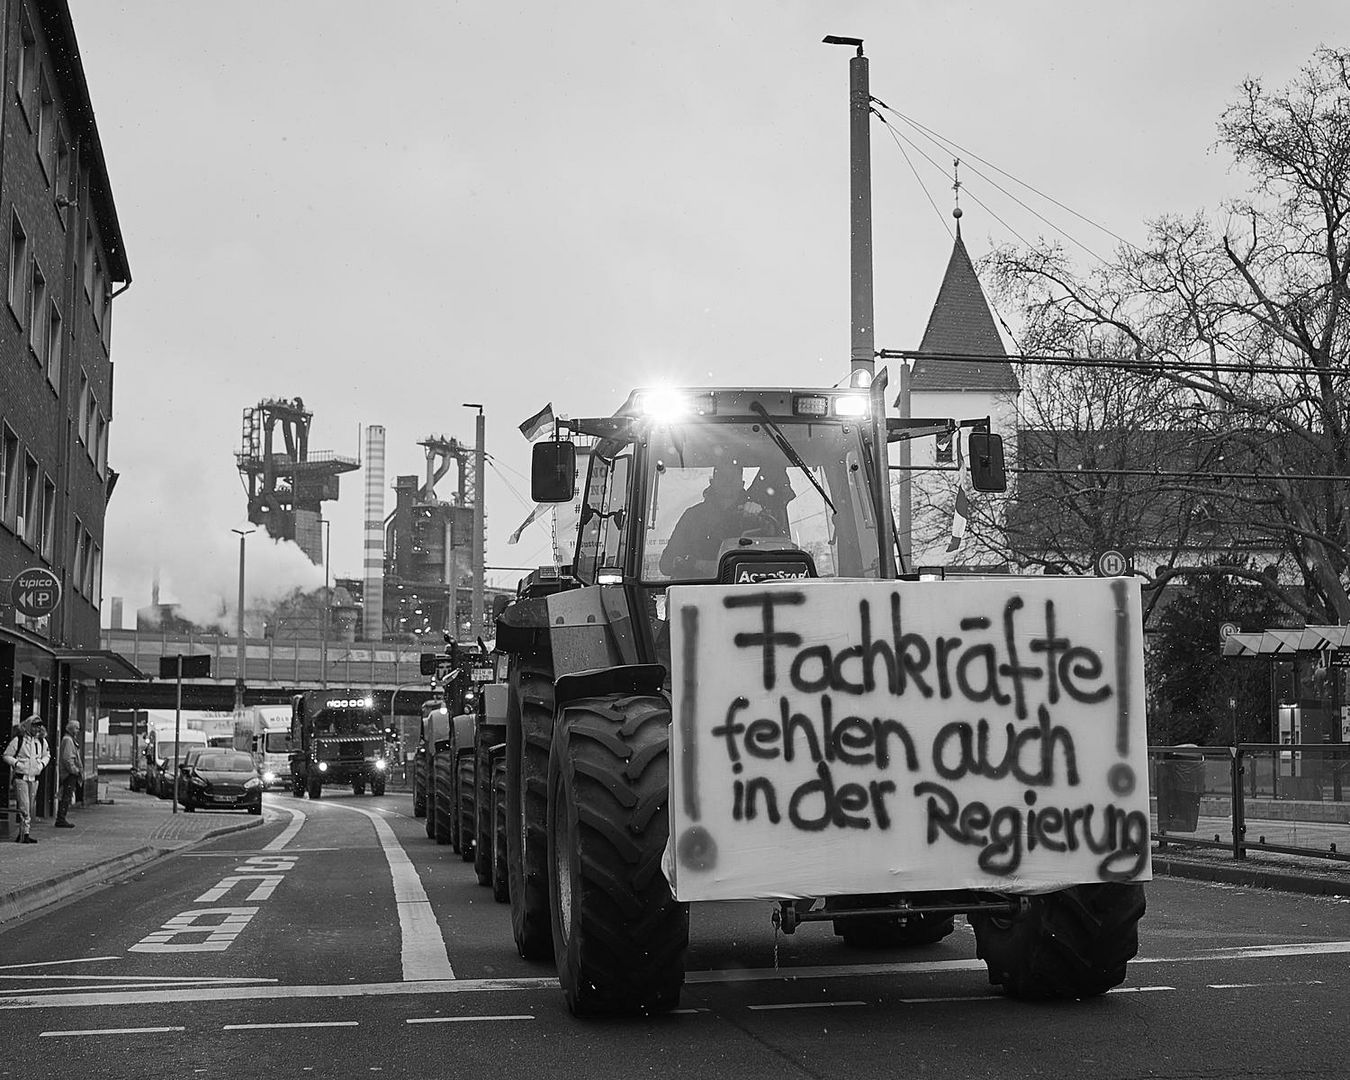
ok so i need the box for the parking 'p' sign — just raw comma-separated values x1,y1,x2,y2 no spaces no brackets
11,567,61,618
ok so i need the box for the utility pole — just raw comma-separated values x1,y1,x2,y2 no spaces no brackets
232,527,254,710
320,518,331,689
825,36,909,568
464,403,485,637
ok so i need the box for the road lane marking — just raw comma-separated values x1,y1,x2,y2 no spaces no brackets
1136,941,1350,964
0,957,119,970
195,874,285,903
2,981,275,996
224,1021,359,1030
406,1015,534,1024
0,974,277,983
263,804,307,851
182,848,339,856
41,1026,184,1036
1208,980,1325,989
311,802,455,981
748,1001,867,1011
7,938,1350,1010
129,908,259,953
1107,986,1175,993
897,995,1001,1004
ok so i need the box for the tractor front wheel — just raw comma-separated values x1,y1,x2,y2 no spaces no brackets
547,694,688,1018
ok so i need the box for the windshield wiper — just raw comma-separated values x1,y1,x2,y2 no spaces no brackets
749,402,836,513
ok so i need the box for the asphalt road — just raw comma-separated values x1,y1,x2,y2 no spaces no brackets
2,790,1347,1080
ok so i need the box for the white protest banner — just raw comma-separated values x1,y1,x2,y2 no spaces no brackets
663,577,1151,901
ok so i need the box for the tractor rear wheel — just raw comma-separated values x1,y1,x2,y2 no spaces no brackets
507,657,554,960
307,773,322,800
548,694,688,1017
433,753,455,846
457,753,476,862
491,756,509,903
424,759,437,839
473,733,495,887
971,883,1146,1000
412,762,427,818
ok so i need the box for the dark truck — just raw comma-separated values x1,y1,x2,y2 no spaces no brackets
289,689,389,798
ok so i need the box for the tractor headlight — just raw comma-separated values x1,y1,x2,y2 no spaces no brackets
262,770,276,785
318,762,328,773
375,758,387,771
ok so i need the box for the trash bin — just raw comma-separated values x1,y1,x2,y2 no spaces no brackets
1156,747,1205,832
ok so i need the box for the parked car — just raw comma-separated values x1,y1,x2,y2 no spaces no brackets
179,750,264,815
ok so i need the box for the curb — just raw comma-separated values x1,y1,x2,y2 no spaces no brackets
1152,855,1350,898
0,817,267,927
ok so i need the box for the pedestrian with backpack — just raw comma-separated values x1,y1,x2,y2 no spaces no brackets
56,720,83,828
3,715,50,844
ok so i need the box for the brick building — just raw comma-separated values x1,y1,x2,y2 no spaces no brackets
1,0,137,822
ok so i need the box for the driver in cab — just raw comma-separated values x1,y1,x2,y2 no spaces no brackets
659,463,788,579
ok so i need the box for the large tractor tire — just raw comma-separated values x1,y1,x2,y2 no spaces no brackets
433,753,455,846
457,752,476,863
371,774,386,797
291,774,305,798
491,755,509,904
424,759,437,839
971,883,1146,1000
547,694,689,1018
829,894,956,949
307,772,323,800
506,656,555,960
412,760,427,818
473,733,495,887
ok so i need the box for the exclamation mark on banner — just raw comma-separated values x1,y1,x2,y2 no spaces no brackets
676,603,717,871
1108,579,1136,797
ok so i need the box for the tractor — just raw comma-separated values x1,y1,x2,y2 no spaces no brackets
494,377,1148,1017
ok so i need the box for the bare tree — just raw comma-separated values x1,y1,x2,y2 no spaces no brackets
986,47,1350,624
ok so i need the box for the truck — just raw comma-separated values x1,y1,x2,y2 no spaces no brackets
289,689,388,798
493,381,1150,1017
233,705,294,789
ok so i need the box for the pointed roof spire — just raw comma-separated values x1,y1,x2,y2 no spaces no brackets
907,200,1019,394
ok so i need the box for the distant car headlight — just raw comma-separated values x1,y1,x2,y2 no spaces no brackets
262,771,276,785
244,778,263,790
375,758,387,771
317,762,328,772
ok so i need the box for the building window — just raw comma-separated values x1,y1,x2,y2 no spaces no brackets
18,454,38,545
101,293,112,350
73,525,86,597
92,261,106,330
28,259,46,358
39,475,55,559
95,412,108,477
83,227,94,299
36,73,54,180
8,214,28,320
77,372,90,445
46,302,62,388
0,426,17,529
90,541,102,603
16,14,36,125
54,127,71,218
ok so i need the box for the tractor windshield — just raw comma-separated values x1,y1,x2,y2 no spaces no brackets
641,415,881,582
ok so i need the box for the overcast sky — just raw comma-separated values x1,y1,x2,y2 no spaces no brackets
68,2,1343,629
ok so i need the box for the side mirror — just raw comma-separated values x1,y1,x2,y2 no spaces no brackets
532,440,577,503
969,432,1007,493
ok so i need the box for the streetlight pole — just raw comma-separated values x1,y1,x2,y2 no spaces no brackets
232,527,256,711
320,518,331,690
463,403,485,639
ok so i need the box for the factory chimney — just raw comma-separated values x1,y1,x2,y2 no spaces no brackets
363,425,386,642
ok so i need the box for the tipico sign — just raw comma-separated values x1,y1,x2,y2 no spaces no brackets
664,577,1151,901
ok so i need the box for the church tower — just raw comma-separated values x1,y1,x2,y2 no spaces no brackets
903,207,1019,570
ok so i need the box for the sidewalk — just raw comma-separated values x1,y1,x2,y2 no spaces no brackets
1,784,266,926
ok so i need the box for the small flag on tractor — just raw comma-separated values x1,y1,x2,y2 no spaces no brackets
509,503,548,544
518,403,555,442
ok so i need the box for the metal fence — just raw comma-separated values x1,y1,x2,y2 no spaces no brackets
1149,743,1350,863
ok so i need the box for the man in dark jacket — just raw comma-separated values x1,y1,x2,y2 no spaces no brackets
56,721,83,828
659,464,781,579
